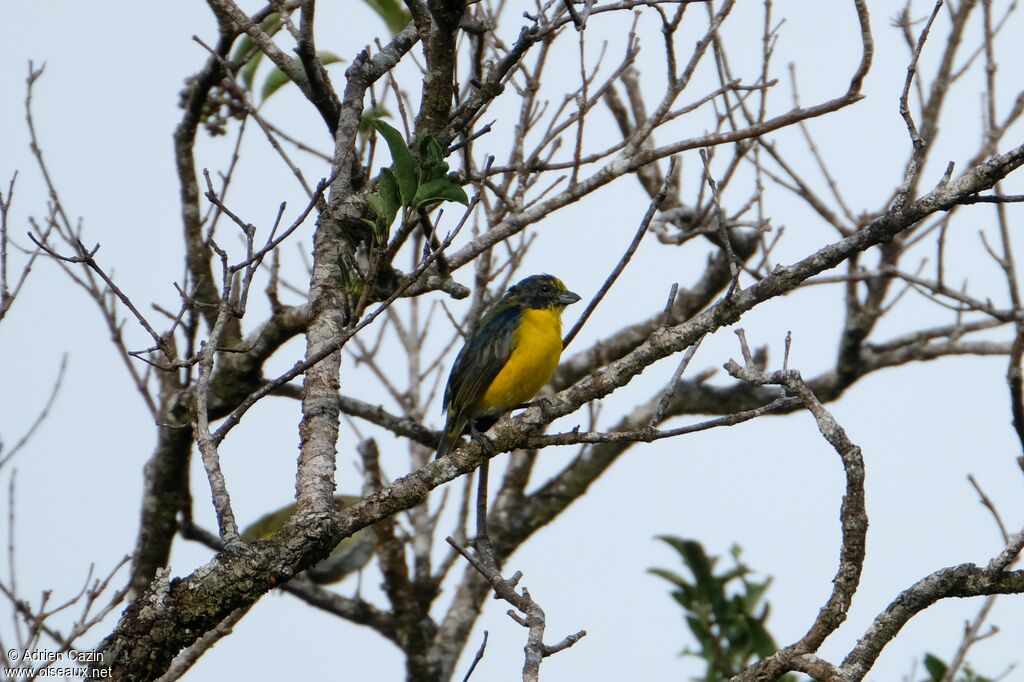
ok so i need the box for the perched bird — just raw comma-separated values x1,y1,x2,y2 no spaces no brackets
436,274,581,459
240,495,376,585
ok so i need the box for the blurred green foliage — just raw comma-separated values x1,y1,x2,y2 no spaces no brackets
361,0,412,36
921,653,996,682
650,536,795,682
651,536,1001,682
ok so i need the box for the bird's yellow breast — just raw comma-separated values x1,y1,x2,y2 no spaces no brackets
479,307,564,413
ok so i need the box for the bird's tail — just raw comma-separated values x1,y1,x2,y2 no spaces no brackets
435,415,466,460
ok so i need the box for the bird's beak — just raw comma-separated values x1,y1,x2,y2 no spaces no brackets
558,290,582,306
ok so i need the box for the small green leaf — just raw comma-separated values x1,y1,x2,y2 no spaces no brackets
413,177,469,209
260,66,292,102
647,567,690,589
746,618,777,658
240,50,265,90
360,106,392,134
741,578,771,612
654,535,695,559
231,14,282,65
718,565,750,583
374,120,417,206
366,195,387,219
378,168,400,217
367,168,401,240
685,615,713,651
670,587,696,609
426,137,445,164
231,35,255,65
233,14,284,90
923,653,948,681
417,135,450,181
361,0,412,36
260,67,292,102
260,51,345,103
680,543,716,594
316,51,345,68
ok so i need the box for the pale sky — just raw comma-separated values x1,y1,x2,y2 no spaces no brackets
1,2,1023,681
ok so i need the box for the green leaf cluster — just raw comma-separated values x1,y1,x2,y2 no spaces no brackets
921,653,995,682
653,538,1005,682
364,120,469,242
650,536,795,682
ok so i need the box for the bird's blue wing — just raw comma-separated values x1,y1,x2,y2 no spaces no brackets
443,304,520,420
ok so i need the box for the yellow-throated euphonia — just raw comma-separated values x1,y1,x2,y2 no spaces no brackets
241,495,376,584
436,274,581,459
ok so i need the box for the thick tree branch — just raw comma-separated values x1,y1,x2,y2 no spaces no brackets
726,336,867,680
839,563,1024,681
414,0,468,137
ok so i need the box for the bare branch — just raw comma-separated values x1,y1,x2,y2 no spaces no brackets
0,354,67,470
562,157,675,348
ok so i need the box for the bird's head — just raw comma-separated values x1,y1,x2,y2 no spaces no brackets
505,274,581,310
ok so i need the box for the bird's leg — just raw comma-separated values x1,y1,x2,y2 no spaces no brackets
468,422,495,455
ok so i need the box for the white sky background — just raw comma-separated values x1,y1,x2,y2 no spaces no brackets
1,1,1023,680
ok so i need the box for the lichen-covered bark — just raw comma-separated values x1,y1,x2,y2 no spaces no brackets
129,424,191,596
414,0,468,137
129,306,309,595
173,30,241,344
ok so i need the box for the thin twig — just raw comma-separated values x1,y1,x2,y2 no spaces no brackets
562,157,676,347
0,355,67,470
460,631,489,682
893,0,945,209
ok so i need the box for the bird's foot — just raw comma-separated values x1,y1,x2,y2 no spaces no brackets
518,396,555,420
469,424,495,455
